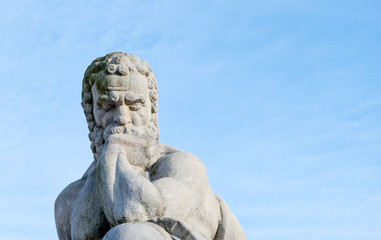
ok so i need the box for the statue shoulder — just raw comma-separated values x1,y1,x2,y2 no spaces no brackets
82,160,97,178
55,160,96,218
153,144,208,184
55,178,86,239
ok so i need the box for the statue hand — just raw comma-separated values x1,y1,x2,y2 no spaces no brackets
100,136,148,177
97,138,163,225
102,133,160,169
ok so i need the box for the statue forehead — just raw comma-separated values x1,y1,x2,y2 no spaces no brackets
94,74,148,96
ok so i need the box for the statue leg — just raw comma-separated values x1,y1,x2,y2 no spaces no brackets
102,222,172,240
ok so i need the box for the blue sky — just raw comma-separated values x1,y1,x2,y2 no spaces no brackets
0,0,380,239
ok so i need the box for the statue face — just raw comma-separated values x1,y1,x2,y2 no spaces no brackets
92,73,151,137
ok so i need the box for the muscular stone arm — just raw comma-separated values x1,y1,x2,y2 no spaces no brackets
150,151,210,218
152,149,222,239
97,141,164,226
97,140,214,231
55,179,86,240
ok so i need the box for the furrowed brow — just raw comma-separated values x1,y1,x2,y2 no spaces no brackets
96,95,114,105
124,92,145,104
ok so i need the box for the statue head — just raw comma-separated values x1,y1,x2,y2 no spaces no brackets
82,52,159,160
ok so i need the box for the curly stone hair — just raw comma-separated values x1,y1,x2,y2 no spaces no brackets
81,52,160,160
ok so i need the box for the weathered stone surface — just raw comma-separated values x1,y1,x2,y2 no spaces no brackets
55,52,246,239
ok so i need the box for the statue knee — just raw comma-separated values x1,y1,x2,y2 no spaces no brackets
102,222,171,240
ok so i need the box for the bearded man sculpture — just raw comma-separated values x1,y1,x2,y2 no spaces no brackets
55,52,246,240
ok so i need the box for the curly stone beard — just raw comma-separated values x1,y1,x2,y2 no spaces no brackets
90,122,159,167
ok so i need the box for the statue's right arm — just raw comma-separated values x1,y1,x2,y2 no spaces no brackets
97,142,164,226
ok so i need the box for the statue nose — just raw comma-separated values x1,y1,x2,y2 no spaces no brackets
114,105,131,125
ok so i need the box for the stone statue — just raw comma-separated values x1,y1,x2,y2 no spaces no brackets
55,52,246,240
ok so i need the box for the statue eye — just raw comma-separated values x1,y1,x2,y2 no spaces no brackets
129,104,141,111
102,102,115,111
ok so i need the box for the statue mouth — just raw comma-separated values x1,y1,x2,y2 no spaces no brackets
103,123,157,141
